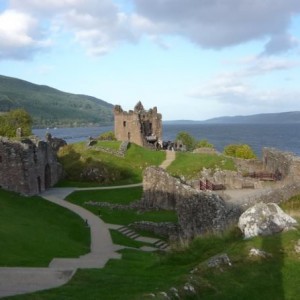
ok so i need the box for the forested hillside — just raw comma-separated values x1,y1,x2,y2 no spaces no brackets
0,75,114,127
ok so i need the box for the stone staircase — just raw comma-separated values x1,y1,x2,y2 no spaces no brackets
116,225,169,251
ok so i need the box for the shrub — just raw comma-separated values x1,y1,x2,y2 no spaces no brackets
176,131,197,151
196,139,214,148
98,131,116,140
224,144,256,159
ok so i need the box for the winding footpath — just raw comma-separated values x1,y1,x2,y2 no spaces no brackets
0,151,175,298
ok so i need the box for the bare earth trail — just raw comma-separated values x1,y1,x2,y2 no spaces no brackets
0,152,175,298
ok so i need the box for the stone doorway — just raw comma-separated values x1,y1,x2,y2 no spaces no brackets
37,176,41,193
45,164,51,189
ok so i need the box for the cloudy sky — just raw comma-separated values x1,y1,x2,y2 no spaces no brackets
1,0,300,120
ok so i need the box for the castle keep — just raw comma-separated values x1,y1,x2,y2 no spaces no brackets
114,101,162,147
0,137,63,196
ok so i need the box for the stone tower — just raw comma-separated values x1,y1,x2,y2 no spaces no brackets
114,101,162,147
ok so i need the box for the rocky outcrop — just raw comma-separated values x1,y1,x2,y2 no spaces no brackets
238,202,297,239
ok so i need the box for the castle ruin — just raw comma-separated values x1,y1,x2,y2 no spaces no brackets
114,101,162,147
0,137,63,196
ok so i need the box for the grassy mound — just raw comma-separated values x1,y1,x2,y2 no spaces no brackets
0,189,90,267
167,152,236,179
57,142,166,186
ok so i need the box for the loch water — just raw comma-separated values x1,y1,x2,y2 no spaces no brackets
33,123,300,158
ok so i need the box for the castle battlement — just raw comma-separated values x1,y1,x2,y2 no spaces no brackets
114,101,162,147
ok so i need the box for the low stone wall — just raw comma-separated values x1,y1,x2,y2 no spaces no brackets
87,140,129,157
237,182,300,210
130,221,179,239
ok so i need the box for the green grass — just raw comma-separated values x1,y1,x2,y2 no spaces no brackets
65,187,143,205
66,187,178,226
9,226,300,300
280,194,300,214
94,140,121,150
0,189,90,267
167,152,236,179
57,142,165,186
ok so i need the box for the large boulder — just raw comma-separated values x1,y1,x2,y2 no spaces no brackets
238,202,297,239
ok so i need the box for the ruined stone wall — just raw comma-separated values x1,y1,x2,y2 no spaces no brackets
233,157,264,174
263,147,300,180
114,102,162,147
142,167,240,239
200,169,262,190
0,137,63,196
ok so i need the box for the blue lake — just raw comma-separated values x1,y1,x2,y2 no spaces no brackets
33,123,300,158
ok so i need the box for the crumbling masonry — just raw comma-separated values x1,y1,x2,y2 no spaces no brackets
0,137,63,196
114,101,162,147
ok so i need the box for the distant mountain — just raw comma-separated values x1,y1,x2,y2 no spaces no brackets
0,75,114,127
203,111,300,124
164,111,300,125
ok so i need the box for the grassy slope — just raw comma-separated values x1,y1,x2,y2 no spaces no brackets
0,74,113,127
57,142,166,186
167,152,236,179
0,189,90,267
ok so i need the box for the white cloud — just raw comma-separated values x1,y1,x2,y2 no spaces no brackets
8,0,138,57
236,56,300,76
0,9,49,59
188,55,300,114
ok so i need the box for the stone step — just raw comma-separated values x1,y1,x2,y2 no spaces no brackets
117,226,140,239
118,226,130,233
127,232,140,239
154,240,166,247
153,240,169,250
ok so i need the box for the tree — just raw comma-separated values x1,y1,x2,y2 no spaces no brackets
98,131,116,140
0,109,33,137
224,144,256,159
175,131,197,151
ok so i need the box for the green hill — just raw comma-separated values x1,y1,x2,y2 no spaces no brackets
0,75,114,127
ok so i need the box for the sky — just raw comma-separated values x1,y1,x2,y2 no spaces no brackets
0,0,300,121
